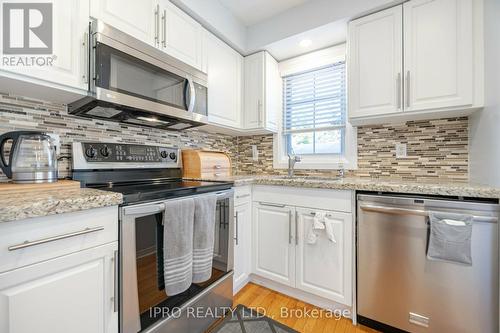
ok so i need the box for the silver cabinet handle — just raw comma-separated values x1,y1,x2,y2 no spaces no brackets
288,210,292,244
396,72,401,109
257,100,262,124
8,226,105,251
234,212,239,245
214,173,221,177
259,202,285,208
214,165,222,169
113,249,119,312
154,4,160,46
82,31,89,84
236,194,251,199
162,9,166,47
406,70,411,108
295,211,298,245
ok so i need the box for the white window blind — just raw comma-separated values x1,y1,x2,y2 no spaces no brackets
283,62,346,154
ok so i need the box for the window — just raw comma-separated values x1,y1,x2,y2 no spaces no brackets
273,44,357,170
283,62,346,155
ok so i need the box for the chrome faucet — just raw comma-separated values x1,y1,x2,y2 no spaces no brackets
287,154,301,177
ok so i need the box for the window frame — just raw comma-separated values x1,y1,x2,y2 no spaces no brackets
273,44,357,170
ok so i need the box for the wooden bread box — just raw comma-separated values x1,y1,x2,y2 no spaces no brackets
182,150,232,179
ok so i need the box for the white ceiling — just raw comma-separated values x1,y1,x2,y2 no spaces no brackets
218,0,311,26
265,19,348,61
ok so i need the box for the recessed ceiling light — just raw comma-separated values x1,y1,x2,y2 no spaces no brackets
299,39,312,48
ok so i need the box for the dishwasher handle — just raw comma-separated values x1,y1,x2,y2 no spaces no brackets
359,204,498,223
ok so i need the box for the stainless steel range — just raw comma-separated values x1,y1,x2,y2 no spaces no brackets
72,141,234,333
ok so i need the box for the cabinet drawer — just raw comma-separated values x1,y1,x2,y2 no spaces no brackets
234,186,252,206
0,206,118,273
253,185,352,213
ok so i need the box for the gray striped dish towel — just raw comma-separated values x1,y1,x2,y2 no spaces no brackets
192,194,217,283
163,197,195,296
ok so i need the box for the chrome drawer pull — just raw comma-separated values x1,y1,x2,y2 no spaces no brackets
8,226,105,251
236,194,251,199
259,202,286,208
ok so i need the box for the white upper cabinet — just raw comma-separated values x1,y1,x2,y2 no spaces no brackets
403,0,473,111
348,6,403,118
90,0,155,43
205,31,243,128
243,51,281,133
348,0,481,125
0,0,90,92
158,0,203,70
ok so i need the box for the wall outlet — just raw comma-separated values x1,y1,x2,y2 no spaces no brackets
251,145,259,161
395,143,407,158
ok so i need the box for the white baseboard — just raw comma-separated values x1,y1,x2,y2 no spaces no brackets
233,275,251,295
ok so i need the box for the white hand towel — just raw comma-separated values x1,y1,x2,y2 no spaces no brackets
313,212,326,230
192,194,217,283
163,198,195,296
323,216,337,243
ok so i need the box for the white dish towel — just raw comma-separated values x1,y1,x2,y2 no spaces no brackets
307,213,337,245
323,216,337,243
163,198,195,296
192,194,218,283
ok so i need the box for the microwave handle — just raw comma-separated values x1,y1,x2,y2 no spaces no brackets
185,77,196,113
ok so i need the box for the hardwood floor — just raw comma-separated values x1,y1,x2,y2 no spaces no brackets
233,283,379,333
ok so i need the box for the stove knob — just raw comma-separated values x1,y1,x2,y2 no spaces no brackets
169,152,177,160
100,146,110,157
85,147,97,158
160,151,168,159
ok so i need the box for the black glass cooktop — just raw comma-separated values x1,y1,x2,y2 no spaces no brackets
89,179,233,205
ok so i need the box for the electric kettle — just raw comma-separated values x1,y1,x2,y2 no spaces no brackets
0,131,58,183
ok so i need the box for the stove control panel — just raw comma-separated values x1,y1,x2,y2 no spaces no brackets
80,142,179,164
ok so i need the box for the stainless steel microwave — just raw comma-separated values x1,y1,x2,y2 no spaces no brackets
69,21,208,130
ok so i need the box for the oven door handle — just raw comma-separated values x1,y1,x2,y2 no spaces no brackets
123,203,165,216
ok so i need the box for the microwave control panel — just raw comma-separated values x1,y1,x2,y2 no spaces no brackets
81,142,179,164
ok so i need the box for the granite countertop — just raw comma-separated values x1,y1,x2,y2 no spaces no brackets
0,188,123,223
199,175,500,199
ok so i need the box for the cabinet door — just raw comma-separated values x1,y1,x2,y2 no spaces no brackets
233,202,251,294
206,32,242,128
348,5,403,118
264,53,280,132
0,0,89,91
252,203,295,286
243,52,265,129
403,0,473,111
90,0,155,44
295,208,352,306
0,242,118,333
161,1,202,70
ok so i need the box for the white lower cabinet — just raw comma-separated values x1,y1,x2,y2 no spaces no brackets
251,187,353,307
252,202,295,287
295,208,352,306
233,201,251,293
0,242,118,333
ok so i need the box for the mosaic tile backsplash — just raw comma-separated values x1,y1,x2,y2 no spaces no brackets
0,93,237,182
235,117,469,181
0,93,468,182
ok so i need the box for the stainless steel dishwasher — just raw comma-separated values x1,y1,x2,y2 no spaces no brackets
357,194,499,333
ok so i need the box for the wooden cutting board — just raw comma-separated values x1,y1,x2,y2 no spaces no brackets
0,180,81,193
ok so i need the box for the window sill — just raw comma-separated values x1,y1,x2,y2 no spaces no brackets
273,158,357,171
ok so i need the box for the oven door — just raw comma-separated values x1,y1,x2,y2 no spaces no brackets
119,190,234,333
